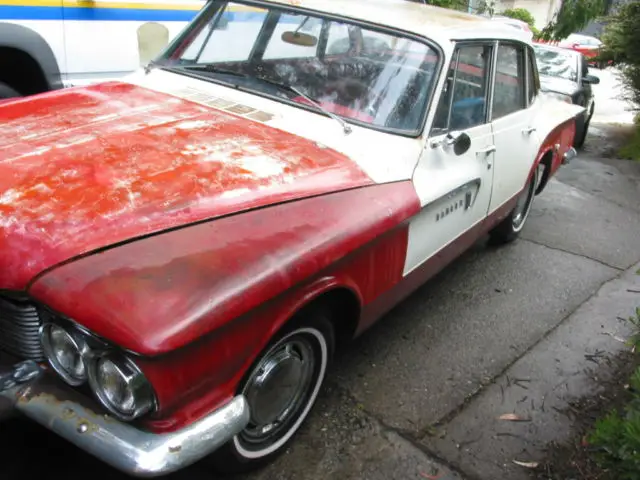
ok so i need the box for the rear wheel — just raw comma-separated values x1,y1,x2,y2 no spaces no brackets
210,308,335,474
489,165,539,245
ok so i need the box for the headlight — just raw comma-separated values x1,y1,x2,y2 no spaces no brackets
543,91,573,104
41,323,89,386
87,352,157,421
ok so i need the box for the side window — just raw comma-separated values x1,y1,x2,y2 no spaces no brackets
431,44,492,133
527,47,539,104
492,43,526,120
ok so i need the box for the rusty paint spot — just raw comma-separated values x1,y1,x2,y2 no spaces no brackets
61,407,76,420
168,445,182,453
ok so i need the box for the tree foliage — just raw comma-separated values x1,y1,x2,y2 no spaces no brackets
599,1,640,111
538,0,606,42
406,0,468,10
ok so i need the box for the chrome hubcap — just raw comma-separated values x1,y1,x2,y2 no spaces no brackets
241,338,315,444
512,172,537,231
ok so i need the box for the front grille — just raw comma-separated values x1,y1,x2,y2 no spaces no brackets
0,294,43,361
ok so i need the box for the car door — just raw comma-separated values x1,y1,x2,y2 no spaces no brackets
487,41,540,215
62,0,203,86
405,42,496,275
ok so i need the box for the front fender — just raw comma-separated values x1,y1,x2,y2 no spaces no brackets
28,181,419,431
28,182,419,357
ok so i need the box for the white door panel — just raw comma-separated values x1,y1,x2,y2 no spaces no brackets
405,42,496,276
489,41,539,213
406,125,494,275
488,107,539,212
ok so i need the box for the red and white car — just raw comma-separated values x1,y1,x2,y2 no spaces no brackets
0,0,583,477
557,33,605,67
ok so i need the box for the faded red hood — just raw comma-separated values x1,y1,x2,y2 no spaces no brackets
0,82,372,289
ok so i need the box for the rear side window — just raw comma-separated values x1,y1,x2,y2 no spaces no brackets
492,43,526,119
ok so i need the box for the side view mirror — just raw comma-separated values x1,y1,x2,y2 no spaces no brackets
452,132,471,155
430,131,471,156
583,74,600,84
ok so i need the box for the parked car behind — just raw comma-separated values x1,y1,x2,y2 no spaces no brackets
0,0,584,477
557,33,605,68
533,43,600,148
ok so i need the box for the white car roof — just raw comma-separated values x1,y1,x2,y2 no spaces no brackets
263,0,532,45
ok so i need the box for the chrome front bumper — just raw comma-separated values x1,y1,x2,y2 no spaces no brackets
0,360,250,477
563,146,578,165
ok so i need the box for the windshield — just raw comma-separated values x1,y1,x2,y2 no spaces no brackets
533,45,578,82
157,1,440,134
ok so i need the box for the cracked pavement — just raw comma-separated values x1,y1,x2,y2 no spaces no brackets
2,68,640,480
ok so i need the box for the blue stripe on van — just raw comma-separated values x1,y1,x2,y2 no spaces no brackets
0,5,198,21
1,5,301,22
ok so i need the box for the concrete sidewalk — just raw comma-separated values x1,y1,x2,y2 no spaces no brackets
423,261,640,480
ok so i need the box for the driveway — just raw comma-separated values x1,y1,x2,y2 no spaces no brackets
2,67,640,480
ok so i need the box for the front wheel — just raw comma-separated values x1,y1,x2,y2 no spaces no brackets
489,166,539,245
0,82,21,100
210,309,335,474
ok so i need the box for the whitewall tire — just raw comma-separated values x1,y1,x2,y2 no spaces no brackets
210,309,335,473
489,165,540,244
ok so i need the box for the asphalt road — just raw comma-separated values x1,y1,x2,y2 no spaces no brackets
2,67,639,480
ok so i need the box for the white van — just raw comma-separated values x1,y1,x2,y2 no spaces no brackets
0,0,205,99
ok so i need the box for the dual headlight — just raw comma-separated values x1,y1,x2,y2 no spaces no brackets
41,323,156,421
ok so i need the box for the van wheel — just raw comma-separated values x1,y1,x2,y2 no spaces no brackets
0,82,21,100
210,308,335,474
489,165,539,245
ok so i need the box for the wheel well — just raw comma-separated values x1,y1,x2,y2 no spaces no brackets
0,47,49,95
534,150,554,195
292,288,361,348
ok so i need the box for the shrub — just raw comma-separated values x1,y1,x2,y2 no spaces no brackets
599,1,640,111
500,7,540,36
588,366,640,480
500,7,535,27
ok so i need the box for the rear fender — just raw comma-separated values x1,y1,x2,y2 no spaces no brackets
527,98,584,193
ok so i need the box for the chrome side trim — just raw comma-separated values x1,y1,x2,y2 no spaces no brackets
1,362,250,477
563,147,578,165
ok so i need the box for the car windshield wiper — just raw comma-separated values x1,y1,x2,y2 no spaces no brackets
254,77,352,135
173,65,352,135
180,64,250,79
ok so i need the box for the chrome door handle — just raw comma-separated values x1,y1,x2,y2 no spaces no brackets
477,145,496,154
522,126,537,135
